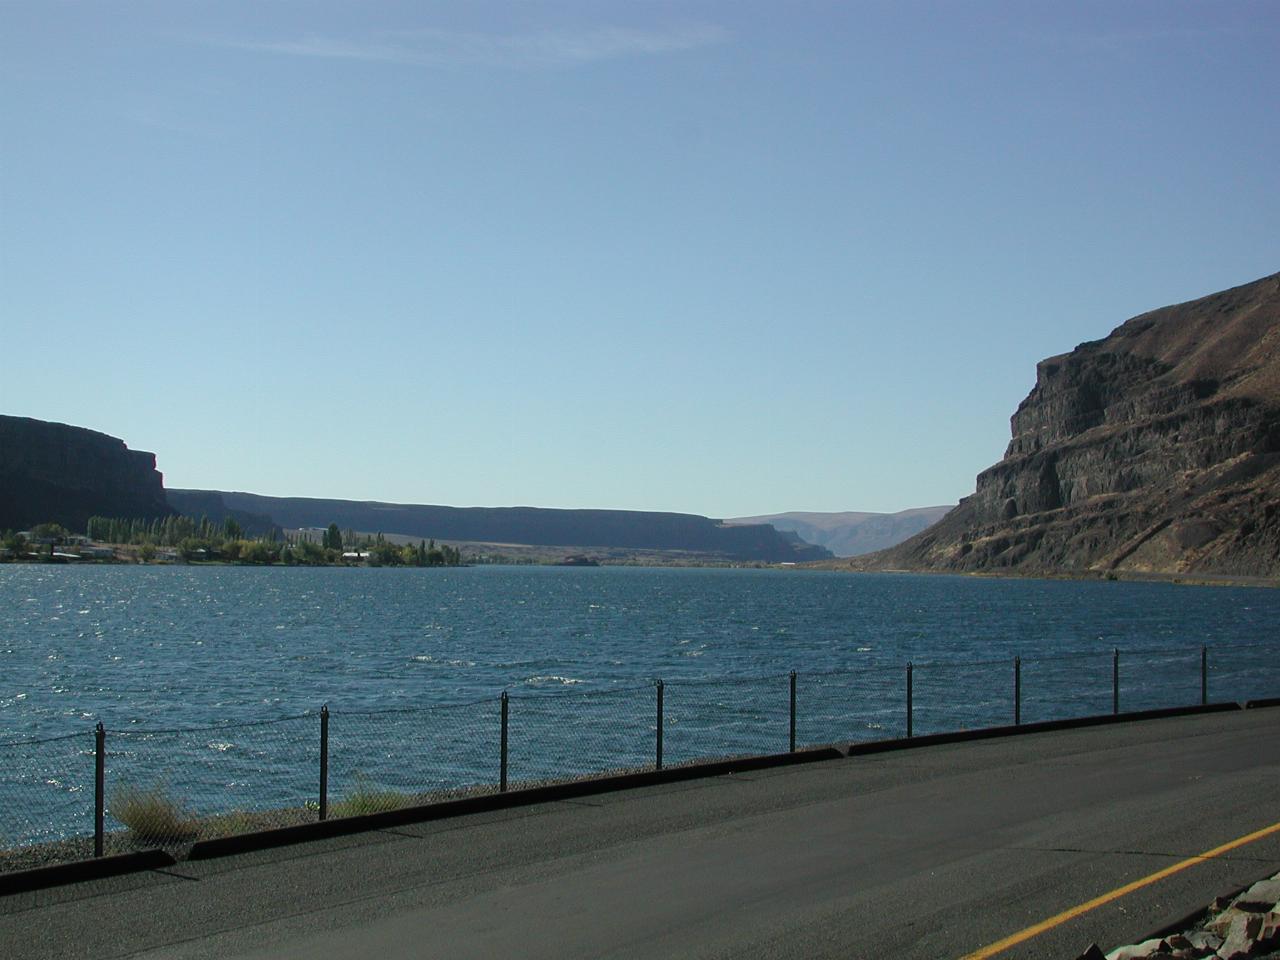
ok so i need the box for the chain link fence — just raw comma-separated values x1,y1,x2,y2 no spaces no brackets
1020,651,1114,725
663,674,790,766
798,666,906,747
0,732,95,872
103,715,317,853
328,699,499,816
1206,641,1278,705
2,639,1275,875
911,658,1017,736
506,685,655,787
1119,646,1205,714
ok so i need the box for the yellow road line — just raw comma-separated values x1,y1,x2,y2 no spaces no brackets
959,820,1280,960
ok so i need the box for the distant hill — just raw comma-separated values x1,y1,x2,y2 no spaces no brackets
169,490,835,563
0,416,172,532
727,508,953,557
856,271,1280,577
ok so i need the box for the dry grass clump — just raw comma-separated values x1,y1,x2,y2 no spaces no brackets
331,782,415,818
109,784,199,846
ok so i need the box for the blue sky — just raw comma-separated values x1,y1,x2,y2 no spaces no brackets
3,1,1278,517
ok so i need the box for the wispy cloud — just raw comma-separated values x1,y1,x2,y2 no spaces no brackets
218,24,729,69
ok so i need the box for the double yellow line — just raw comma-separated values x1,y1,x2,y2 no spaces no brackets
961,820,1280,959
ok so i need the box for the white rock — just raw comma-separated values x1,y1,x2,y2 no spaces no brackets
1217,911,1264,960
1236,876,1280,909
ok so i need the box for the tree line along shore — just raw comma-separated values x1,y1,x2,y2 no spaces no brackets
0,516,465,567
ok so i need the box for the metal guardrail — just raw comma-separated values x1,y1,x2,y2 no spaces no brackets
0,640,1275,874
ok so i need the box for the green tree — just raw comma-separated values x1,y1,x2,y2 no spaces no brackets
296,540,326,565
31,522,70,542
323,523,343,552
240,540,275,564
222,517,243,540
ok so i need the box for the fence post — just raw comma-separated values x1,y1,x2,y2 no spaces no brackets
1113,648,1120,715
789,670,797,753
1201,646,1208,706
655,680,664,771
500,691,509,793
94,722,105,858
319,704,329,821
906,663,913,738
1014,657,1021,726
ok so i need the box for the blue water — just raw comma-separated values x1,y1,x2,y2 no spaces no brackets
2,565,1278,852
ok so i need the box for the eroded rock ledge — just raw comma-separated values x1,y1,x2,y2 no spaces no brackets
858,271,1280,578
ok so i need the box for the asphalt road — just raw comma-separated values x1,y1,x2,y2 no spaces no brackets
3,708,1278,960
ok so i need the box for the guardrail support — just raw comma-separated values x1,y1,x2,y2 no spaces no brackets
1014,657,1021,726
499,691,509,792
655,680,664,771
906,663,913,738
1113,648,1120,715
789,670,797,753
319,705,329,821
94,722,105,858
1201,646,1208,706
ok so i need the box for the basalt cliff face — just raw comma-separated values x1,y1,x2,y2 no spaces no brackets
0,416,172,532
861,272,1280,577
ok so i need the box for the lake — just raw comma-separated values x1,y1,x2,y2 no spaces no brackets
2,564,1278,851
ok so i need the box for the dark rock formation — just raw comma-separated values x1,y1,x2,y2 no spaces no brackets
729,507,953,557
170,490,834,563
859,271,1280,577
0,416,172,532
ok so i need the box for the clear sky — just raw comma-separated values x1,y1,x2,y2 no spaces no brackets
3,1,1278,518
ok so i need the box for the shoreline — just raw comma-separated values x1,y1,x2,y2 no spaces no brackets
805,562,1280,589
4,555,1279,584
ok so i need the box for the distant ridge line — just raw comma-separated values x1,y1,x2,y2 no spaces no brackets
728,506,954,557
167,489,834,563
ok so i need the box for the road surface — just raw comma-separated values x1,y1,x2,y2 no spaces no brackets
2,707,1278,959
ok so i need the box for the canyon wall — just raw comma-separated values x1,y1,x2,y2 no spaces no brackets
861,272,1280,577
0,416,172,532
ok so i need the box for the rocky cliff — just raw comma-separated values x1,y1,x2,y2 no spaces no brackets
0,416,172,532
859,271,1280,577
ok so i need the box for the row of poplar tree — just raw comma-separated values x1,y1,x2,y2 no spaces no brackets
79,516,464,566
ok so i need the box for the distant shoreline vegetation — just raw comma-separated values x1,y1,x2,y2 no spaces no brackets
0,518,464,567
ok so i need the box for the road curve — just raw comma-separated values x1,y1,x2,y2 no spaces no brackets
3,707,1278,960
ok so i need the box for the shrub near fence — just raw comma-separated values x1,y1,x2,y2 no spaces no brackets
104,715,318,852
0,640,1274,875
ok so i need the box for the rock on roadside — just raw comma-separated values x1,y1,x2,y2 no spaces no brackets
1073,872,1280,960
